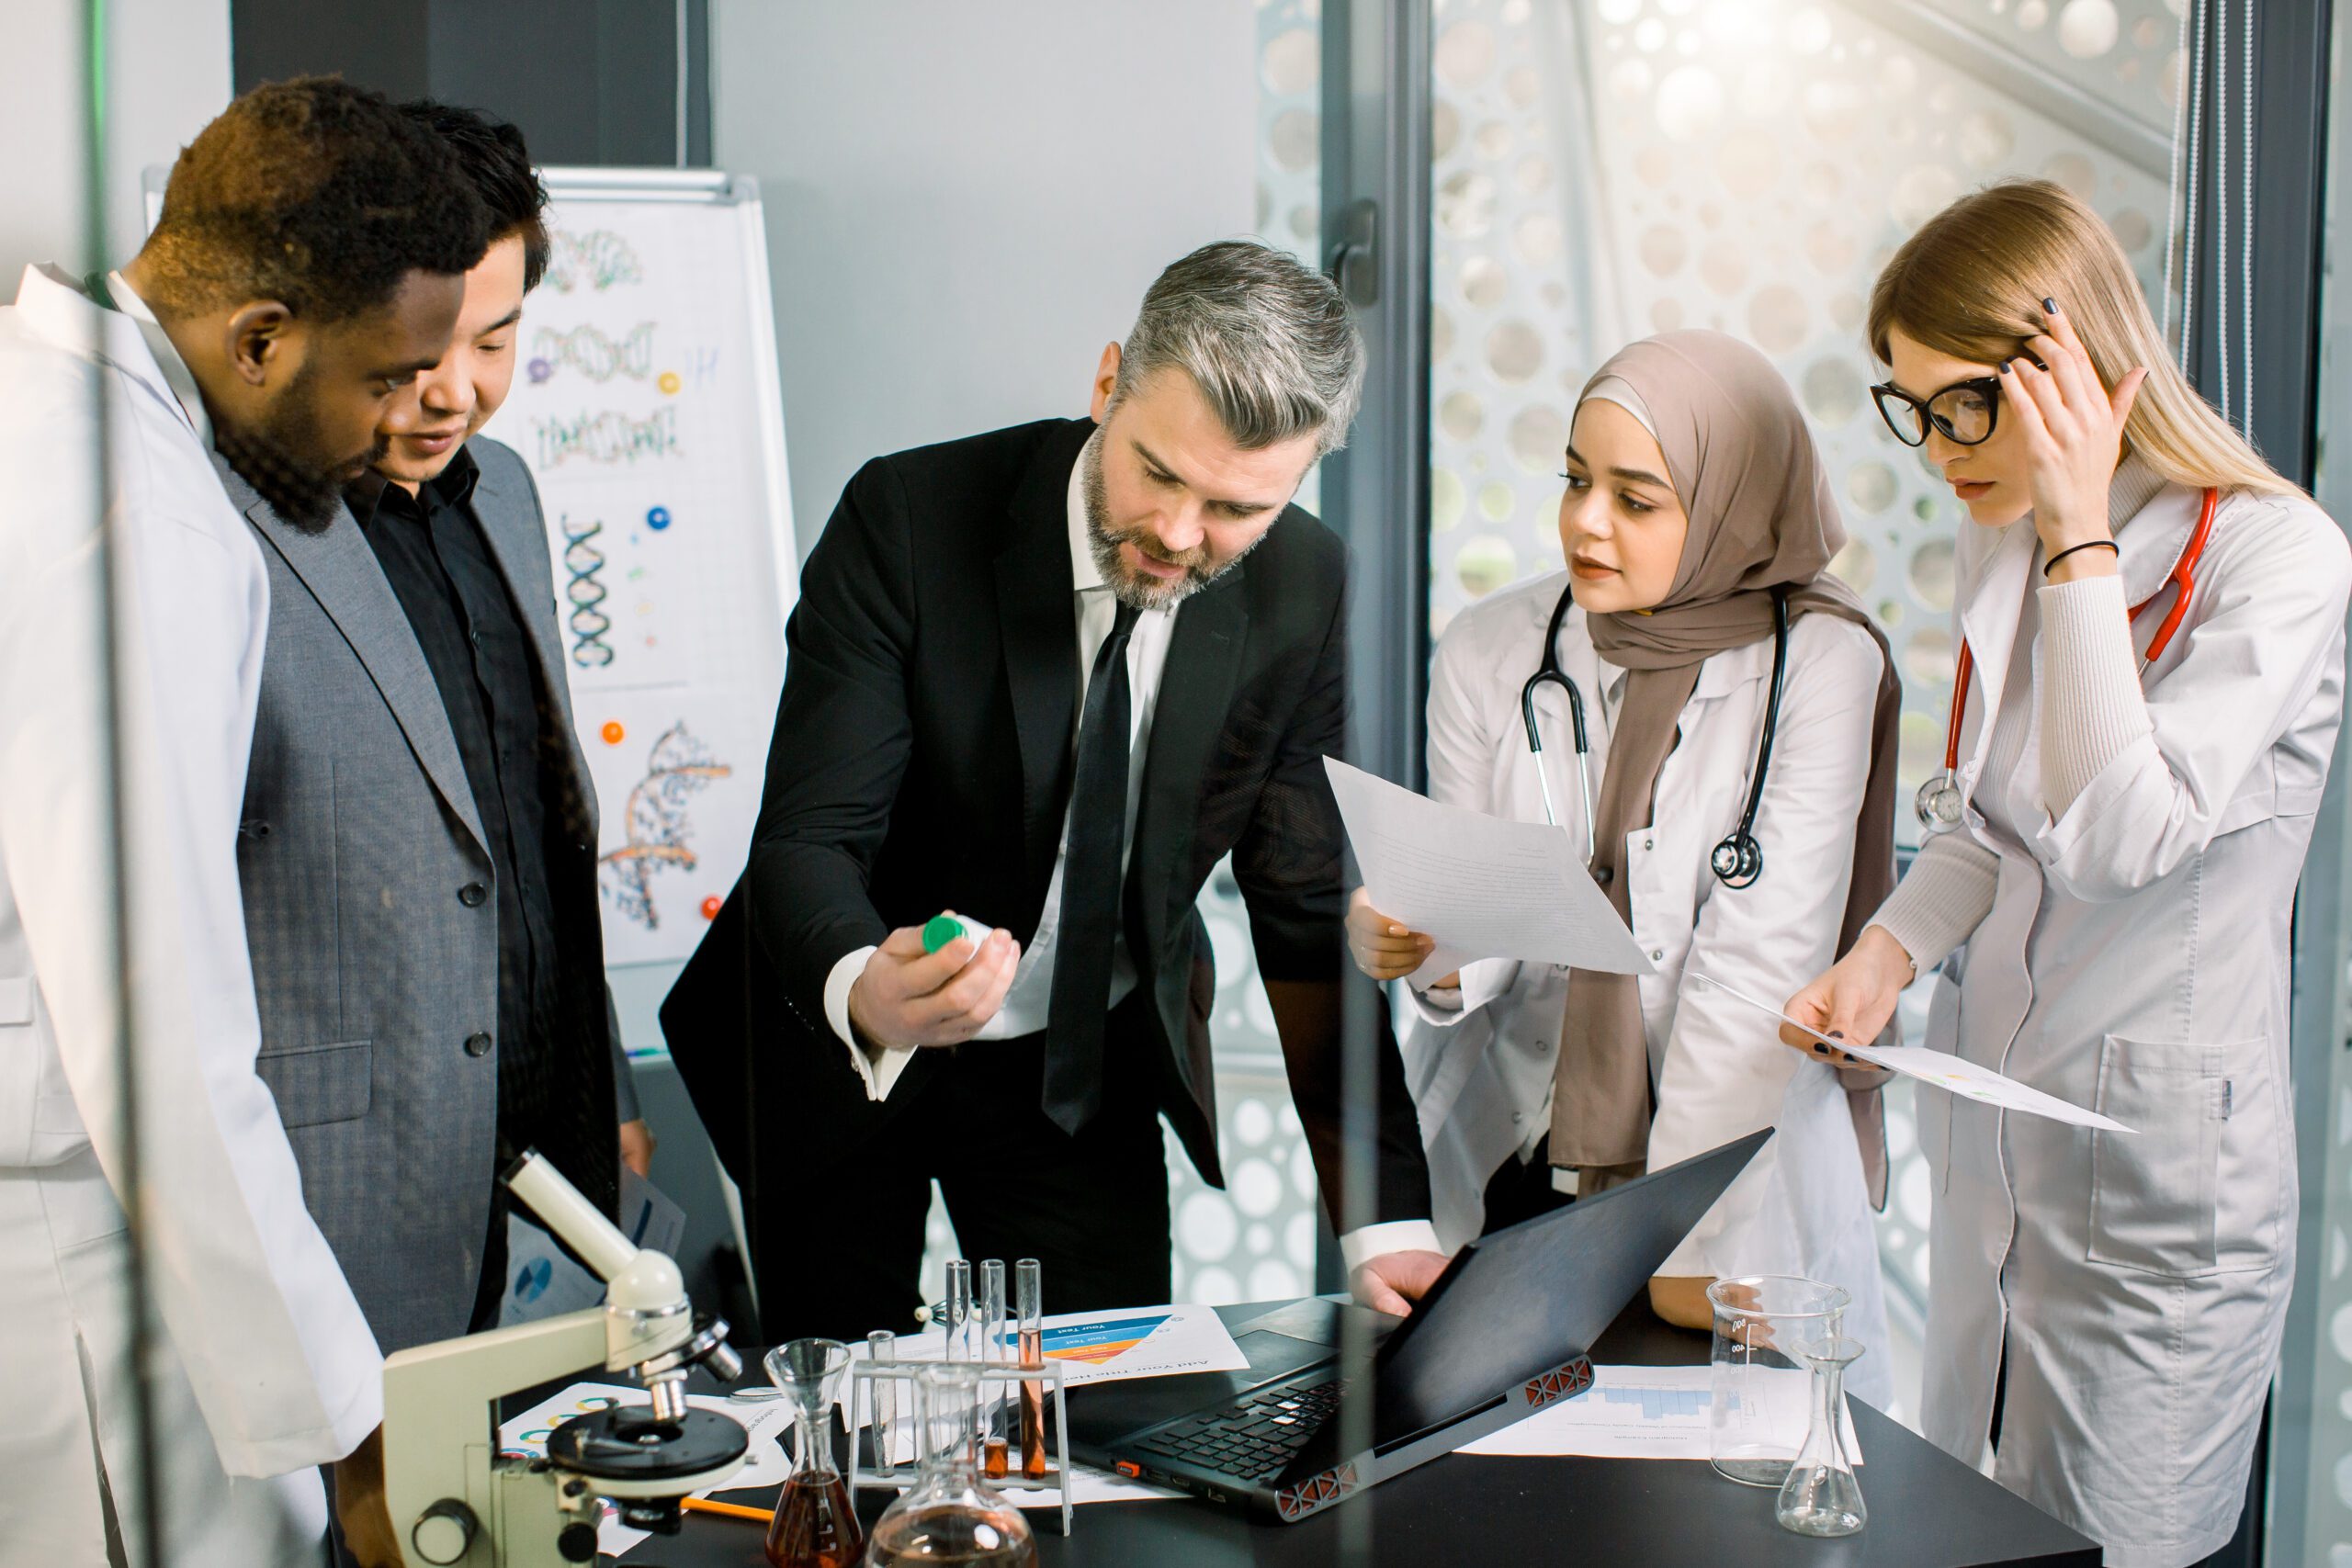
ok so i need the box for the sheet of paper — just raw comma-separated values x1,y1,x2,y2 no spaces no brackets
868,1303,1250,1389
1324,756,1652,986
496,1169,691,1328
1688,970,2132,1134
1458,1364,1860,1462
497,1382,794,1557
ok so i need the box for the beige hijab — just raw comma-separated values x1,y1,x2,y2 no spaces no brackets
1552,331,1901,1200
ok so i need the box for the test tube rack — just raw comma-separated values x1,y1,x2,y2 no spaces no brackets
845,1356,1077,1539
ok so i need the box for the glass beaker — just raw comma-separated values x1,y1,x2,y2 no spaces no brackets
867,1362,1037,1568
1707,1274,1849,1487
763,1338,865,1568
1775,1337,1867,1537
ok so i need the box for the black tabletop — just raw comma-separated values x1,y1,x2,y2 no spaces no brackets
622,1299,2097,1568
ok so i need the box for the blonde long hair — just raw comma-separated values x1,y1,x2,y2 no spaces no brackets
1868,179,2295,498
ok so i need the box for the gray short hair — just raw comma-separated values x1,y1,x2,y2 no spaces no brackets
1111,240,1366,459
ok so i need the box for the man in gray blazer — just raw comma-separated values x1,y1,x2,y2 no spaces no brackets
232,104,648,1358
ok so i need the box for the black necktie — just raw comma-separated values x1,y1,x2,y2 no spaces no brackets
1043,598,1142,1134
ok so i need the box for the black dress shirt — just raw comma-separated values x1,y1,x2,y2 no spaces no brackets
350,450,560,1159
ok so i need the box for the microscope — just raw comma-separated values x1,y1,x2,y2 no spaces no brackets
383,1152,751,1565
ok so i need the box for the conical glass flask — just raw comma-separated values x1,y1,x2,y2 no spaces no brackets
763,1338,865,1568
1774,1336,1867,1538
866,1362,1037,1568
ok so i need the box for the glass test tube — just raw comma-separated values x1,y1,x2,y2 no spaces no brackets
944,1259,972,1363
1016,1258,1046,1479
868,1329,899,1478
978,1259,1008,1478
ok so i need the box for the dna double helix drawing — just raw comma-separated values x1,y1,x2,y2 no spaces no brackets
544,228,644,292
599,722,732,931
560,515,615,669
528,321,656,385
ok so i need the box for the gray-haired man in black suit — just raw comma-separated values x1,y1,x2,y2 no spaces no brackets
666,242,1442,1342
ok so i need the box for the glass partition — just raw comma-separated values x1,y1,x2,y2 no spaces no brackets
1425,0,2188,1423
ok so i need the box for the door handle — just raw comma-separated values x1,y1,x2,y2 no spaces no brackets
1325,198,1380,307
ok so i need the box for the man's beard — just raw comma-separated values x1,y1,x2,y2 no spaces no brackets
1081,429,1261,612
213,360,384,534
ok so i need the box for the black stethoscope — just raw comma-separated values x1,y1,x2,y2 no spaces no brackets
1520,582,1790,890
1915,486,2218,836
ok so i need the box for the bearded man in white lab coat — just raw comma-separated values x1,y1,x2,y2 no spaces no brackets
0,78,494,1567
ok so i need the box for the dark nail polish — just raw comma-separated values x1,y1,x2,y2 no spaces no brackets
1999,359,2013,374
1828,1030,1846,1039
2042,296,2059,313
1812,1043,1828,1055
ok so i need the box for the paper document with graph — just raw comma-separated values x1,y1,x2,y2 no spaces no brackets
1459,1364,1861,1461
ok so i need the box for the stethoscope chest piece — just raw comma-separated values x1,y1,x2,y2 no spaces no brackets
1915,772,1967,837
1708,835,1762,888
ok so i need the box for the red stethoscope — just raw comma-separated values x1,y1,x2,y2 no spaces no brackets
1914,486,2218,836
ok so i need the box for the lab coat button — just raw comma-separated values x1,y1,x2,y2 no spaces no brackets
1642,838,1653,851
458,883,488,908
463,1032,492,1058
1594,866,1614,886
1650,950,1664,962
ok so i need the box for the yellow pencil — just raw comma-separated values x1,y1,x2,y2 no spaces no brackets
682,1495,774,1524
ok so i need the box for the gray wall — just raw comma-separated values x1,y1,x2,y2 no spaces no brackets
230,0,711,168
2,0,233,282
709,0,1261,559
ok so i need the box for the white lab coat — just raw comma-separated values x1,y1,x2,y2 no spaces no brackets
0,265,382,1565
1400,572,1890,1367
1903,471,2350,1567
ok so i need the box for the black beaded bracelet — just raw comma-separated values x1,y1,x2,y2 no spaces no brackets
2043,539,2120,577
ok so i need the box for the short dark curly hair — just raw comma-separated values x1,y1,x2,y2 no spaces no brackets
400,100,550,292
140,76,493,324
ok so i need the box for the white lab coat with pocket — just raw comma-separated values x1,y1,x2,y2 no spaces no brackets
1399,570,1890,1391
0,265,382,1565
1893,471,2351,1567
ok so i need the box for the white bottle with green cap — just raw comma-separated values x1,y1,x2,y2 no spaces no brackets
922,912,989,965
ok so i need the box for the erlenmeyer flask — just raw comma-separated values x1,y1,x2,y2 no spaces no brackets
763,1338,865,1568
867,1362,1037,1568
1774,1336,1867,1538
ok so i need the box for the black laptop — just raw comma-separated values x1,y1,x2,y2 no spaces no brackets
1066,1129,1768,1523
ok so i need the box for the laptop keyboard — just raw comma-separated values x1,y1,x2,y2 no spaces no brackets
1130,1375,1346,1483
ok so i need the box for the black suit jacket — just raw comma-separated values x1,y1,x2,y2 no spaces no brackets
664,417,1430,1232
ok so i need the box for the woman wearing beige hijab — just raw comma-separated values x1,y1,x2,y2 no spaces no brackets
1347,330,1900,1335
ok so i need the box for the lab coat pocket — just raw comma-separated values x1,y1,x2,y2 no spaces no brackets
2086,1035,2252,1278
254,1038,374,1129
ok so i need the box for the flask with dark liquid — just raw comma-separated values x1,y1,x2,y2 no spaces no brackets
762,1338,867,1568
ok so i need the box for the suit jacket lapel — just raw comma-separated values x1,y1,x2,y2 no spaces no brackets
469,447,599,840
995,423,1089,900
218,456,489,854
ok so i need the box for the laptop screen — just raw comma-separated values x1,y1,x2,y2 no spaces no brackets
1363,1131,1769,1449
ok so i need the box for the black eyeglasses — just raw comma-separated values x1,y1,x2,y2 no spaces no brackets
1871,376,2003,447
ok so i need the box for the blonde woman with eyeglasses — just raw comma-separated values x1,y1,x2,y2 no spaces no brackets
1785,179,2351,1567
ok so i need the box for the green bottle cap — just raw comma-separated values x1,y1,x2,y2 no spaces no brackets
922,913,987,954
